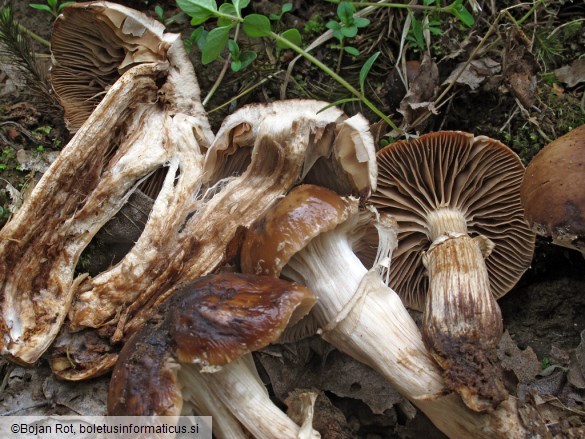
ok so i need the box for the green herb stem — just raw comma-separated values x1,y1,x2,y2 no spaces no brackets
269,31,399,131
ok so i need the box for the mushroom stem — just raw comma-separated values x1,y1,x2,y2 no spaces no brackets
178,360,259,439
426,208,468,241
285,228,540,437
185,355,319,439
423,234,507,411
282,220,445,399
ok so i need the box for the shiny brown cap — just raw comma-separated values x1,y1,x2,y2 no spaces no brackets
108,273,315,415
240,184,358,277
371,131,535,310
520,124,585,253
108,323,182,416
169,273,316,365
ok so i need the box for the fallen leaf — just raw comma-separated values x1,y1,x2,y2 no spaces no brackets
442,57,501,90
257,337,403,415
498,330,541,384
398,54,439,131
567,330,585,389
555,59,585,87
502,28,541,108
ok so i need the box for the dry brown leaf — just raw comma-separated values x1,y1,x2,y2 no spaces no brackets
568,330,585,389
257,338,403,415
498,330,541,384
502,28,541,108
442,58,501,90
555,59,585,88
398,54,439,131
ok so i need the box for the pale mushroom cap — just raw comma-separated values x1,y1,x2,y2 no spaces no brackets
371,131,535,310
240,184,358,277
51,2,175,131
204,100,377,197
520,124,585,252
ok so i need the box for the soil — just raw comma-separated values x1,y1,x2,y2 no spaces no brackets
1,0,585,438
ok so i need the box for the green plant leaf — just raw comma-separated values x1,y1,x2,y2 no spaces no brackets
201,25,230,64
409,16,425,50
337,2,355,26
29,4,53,13
326,20,341,30
155,5,164,20
282,3,293,13
217,3,236,26
359,51,380,93
340,25,358,38
47,0,57,9
233,0,250,13
239,50,257,69
176,0,218,25
243,14,272,37
353,17,370,28
450,0,474,27
227,39,240,57
276,28,302,49
58,1,75,11
231,59,242,71
344,46,360,56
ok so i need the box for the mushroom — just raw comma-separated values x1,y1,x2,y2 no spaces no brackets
240,184,542,438
108,272,319,439
370,131,535,411
520,124,585,255
0,1,212,366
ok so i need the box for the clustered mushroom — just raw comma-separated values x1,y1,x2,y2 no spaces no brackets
0,2,550,439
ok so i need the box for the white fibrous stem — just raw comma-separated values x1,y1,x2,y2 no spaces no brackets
282,220,444,399
281,211,534,439
183,355,320,439
179,365,248,439
423,208,507,411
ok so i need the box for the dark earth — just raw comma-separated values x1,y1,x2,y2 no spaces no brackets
1,0,584,438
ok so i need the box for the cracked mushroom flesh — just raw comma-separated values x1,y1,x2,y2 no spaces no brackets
370,131,535,411
240,184,540,438
0,1,212,366
520,123,585,255
108,273,319,439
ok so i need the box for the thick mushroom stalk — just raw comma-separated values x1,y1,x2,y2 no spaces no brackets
371,131,535,411
241,185,543,438
109,273,319,439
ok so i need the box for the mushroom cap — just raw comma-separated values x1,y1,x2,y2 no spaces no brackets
108,273,315,415
520,124,585,253
169,273,316,366
371,131,535,310
51,1,175,131
108,324,183,416
204,100,376,198
240,184,358,277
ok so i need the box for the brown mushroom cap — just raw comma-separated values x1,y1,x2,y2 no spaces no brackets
520,124,585,253
169,273,316,365
108,273,315,415
371,131,535,310
108,324,182,416
240,184,358,277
